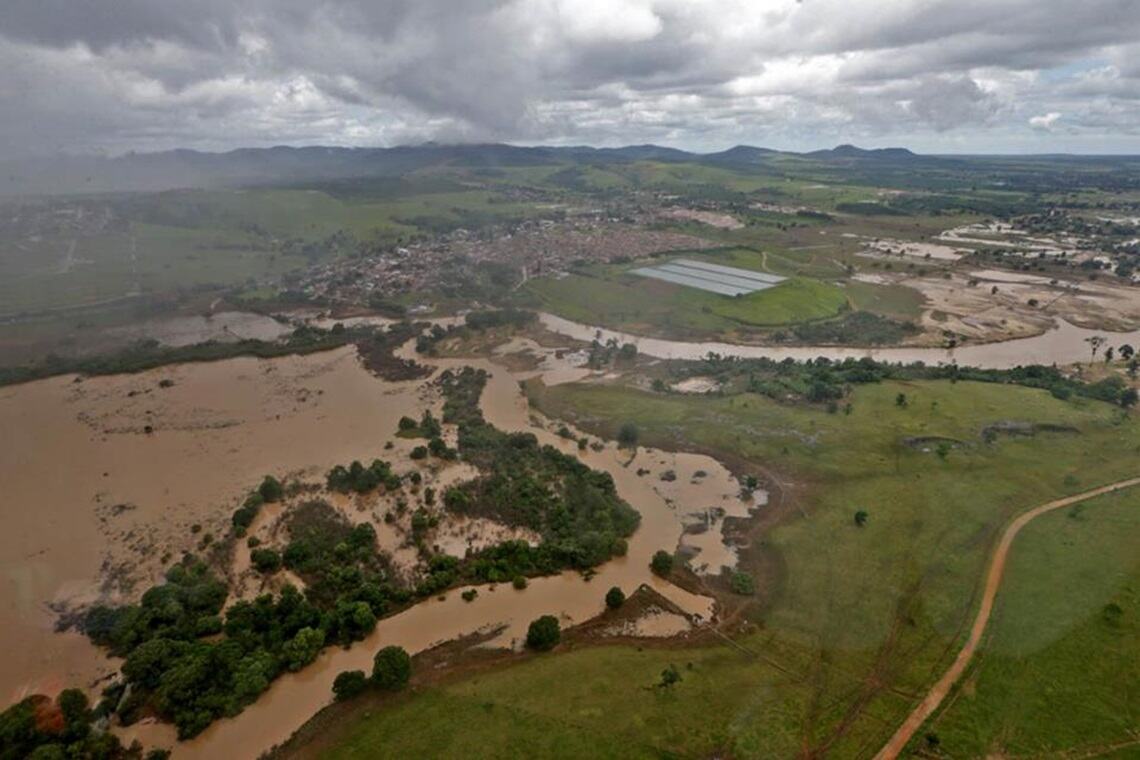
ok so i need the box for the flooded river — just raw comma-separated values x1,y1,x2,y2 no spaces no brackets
539,313,1140,369
3,337,750,757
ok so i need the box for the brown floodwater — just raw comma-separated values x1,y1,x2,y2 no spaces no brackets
0,347,431,706
539,312,1140,369
113,347,746,757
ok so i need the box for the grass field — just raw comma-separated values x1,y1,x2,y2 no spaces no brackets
298,378,1140,758
917,488,1140,757
521,248,850,339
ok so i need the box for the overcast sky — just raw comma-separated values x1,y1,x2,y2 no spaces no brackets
2,0,1140,159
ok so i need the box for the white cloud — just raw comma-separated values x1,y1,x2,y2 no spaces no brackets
1029,111,1062,129
1,0,1139,156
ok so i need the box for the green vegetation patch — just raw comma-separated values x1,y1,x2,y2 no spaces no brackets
705,278,848,326
920,489,1140,757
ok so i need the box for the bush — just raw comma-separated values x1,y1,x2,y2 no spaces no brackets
332,670,369,701
282,627,325,672
617,422,639,448
729,571,755,596
605,586,626,609
461,589,478,602
258,475,284,503
372,646,412,690
410,446,428,460
250,548,282,574
512,575,528,590
526,615,561,651
650,550,674,577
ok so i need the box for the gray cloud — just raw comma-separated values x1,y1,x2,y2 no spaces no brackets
2,0,1139,158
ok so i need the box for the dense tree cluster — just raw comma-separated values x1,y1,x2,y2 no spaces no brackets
437,367,640,571
327,459,401,494
0,689,167,760
669,353,1140,410
78,500,408,740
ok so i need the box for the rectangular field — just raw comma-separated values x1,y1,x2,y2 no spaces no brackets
632,258,786,296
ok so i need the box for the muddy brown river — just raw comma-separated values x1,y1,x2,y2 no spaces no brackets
538,313,1140,369
2,340,751,757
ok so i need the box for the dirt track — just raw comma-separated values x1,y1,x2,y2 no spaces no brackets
874,475,1140,759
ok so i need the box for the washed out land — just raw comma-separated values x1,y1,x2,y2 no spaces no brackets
1,144,1139,759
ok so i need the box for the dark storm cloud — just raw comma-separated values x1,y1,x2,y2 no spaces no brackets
2,0,1139,157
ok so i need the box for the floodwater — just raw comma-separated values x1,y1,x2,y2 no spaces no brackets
539,312,1140,369
4,336,749,758
0,347,430,705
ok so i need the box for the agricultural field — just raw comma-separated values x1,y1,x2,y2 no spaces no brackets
519,247,851,340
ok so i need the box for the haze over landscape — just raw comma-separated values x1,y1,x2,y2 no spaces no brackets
2,2,1140,760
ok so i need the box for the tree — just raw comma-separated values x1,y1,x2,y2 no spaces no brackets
1105,346,1115,363
1120,344,1136,361
618,343,638,361
854,510,869,527
650,550,674,577
332,670,368,701
526,615,561,651
1086,335,1107,365
398,415,417,431
281,627,325,672
250,548,282,574
605,587,626,609
617,422,639,449
658,664,682,689
895,393,908,407
372,646,411,690
1121,388,1139,408
258,475,284,503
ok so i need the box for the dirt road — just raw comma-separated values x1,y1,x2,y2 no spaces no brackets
874,476,1140,759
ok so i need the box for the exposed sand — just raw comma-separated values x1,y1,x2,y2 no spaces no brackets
106,311,291,347
671,376,721,394
663,208,744,230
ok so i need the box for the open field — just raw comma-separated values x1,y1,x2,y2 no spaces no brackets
915,488,1140,757
520,248,850,339
287,374,1140,758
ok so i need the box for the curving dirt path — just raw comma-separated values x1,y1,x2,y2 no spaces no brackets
874,475,1140,760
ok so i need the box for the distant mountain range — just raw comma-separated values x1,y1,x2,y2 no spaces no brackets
0,141,955,196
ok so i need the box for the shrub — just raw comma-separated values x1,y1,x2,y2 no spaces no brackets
372,646,412,690
461,589,478,602
512,575,528,590
332,670,369,701
617,422,639,448
729,571,755,596
650,550,674,577
410,446,428,460
258,476,284,503
282,627,325,672
250,548,282,574
605,586,626,609
526,615,561,651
